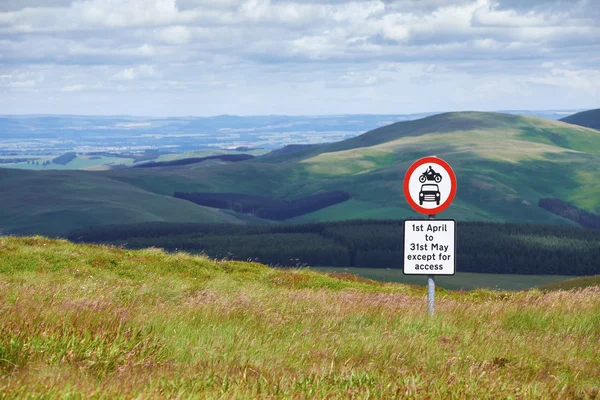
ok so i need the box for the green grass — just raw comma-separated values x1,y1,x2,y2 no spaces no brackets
0,236,599,398
312,267,575,291
538,275,600,291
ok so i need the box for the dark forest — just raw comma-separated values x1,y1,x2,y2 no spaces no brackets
68,220,600,276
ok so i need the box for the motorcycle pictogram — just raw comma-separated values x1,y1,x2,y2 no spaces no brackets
419,166,442,183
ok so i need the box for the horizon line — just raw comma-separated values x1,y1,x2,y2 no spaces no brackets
0,108,588,119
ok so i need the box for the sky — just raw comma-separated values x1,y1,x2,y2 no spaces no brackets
0,0,599,116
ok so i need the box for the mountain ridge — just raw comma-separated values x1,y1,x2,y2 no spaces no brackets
258,111,600,163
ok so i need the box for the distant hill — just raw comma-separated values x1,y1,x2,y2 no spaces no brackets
3,111,600,234
102,111,600,224
0,168,250,235
258,111,600,162
560,108,600,130
132,154,255,168
260,144,322,162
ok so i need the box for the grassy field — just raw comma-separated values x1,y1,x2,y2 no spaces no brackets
1,236,599,398
312,267,574,291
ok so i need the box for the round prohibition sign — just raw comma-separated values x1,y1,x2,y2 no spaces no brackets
403,156,457,215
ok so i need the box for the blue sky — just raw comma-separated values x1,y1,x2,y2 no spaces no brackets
1,0,598,116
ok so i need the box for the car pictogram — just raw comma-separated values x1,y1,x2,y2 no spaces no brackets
419,184,440,205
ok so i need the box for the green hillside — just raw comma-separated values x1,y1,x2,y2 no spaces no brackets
0,168,247,235
103,112,600,225
1,236,599,398
561,108,600,130
3,111,600,234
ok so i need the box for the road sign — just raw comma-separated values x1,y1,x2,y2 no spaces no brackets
403,219,456,276
403,156,456,215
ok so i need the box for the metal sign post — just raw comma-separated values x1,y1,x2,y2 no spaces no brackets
428,275,435,316
427,214,435,316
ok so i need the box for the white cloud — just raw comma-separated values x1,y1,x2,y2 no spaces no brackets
72,0,197,28
155,25,191,44
331,1,385,22
473,38,500,49
379,15,410,42
60,84,85,92
238,0,271,20
113,65,158,80
9,80,36,88
529,68,600,93
331,70,382,87
472,4,564,27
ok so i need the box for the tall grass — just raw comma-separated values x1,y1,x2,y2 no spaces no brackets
1,236,599,398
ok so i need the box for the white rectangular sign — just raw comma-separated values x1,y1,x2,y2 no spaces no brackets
403,219,456,275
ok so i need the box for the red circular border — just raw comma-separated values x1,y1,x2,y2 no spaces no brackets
403,156,457,215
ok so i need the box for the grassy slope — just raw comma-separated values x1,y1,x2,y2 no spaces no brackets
0,168,246,235
538,275,600,291
561,108,600,130
106,112,600,225
1,236,599,398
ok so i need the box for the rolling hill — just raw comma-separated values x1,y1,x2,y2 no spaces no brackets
0,168,249,235
560,108,600,130
2,111,600,234
103,112,600,224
